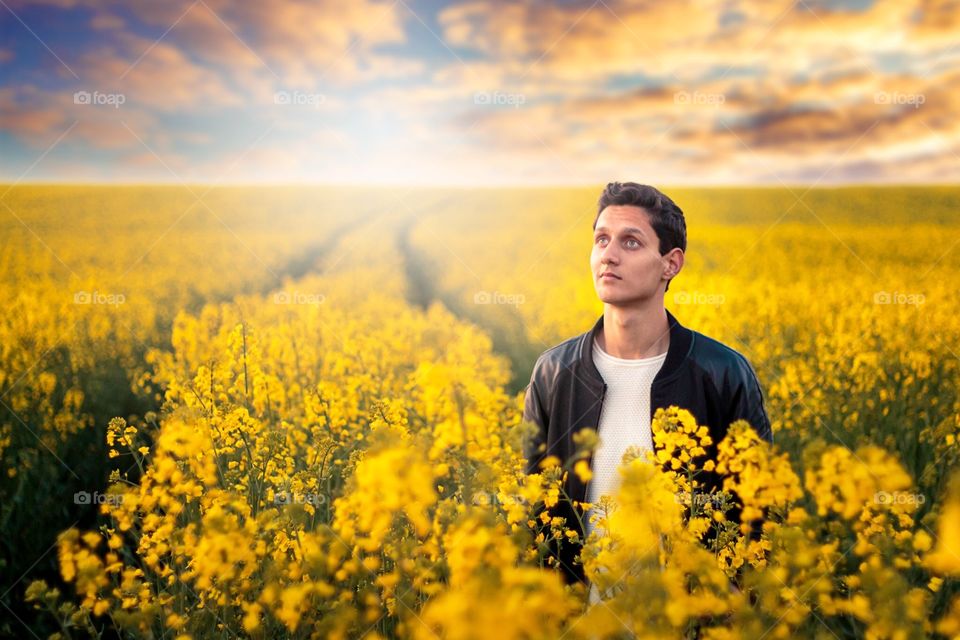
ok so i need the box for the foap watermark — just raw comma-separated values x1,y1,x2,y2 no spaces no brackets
73,90,126,109
74,490,123,505
673,290,725,306
873,291,925,307
73,290,126,306
674,490,727,509
474,91,526,108
473,290,525,306
274,90,326,108
674,91,725,107
273,490,327,506
469,490,528,507
874,490,925,506
273,291,326,305
874,91,925,108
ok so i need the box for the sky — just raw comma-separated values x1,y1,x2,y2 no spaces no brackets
1,0,958,186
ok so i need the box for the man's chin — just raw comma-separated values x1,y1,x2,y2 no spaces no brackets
596,293,627,305
596,291,658,307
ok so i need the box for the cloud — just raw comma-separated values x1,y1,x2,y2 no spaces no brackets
0,86,69,140
11,0,413,87
74,37,250,111
90,12,125,30
1,0,958,184
416,0,960,183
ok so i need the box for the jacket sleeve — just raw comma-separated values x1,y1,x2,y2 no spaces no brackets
727,357,774,545
522,357,550,475
727,356,773,445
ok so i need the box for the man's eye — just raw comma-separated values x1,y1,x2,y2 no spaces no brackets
626,239,640,248
595,237,607,245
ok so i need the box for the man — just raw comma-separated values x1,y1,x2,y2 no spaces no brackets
522,182,773,587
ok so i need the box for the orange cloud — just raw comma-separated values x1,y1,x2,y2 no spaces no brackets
3,0,959,184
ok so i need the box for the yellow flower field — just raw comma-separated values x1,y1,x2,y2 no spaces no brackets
4,185,960,639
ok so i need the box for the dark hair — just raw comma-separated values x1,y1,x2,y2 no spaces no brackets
594,182,687,255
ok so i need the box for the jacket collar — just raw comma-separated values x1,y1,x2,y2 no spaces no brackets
578,308,693,388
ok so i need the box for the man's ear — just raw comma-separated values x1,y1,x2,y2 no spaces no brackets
663,248,684,278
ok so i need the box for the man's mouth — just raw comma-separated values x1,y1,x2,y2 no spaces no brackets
599,272,621,280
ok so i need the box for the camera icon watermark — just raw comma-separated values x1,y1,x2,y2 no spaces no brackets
273,490,326,506
273,90,326,108
474,91,526,108
873,490,925,506
73,290,126,306
470,490,528,507
672,290,725,306
273,291,326,305
874,91,925,109
674,490,726,508
873,291,925,306
74,490,123,505
674,91,725,107
73,90,126,109
473,290,525,306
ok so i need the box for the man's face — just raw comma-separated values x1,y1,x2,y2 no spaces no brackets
590,205,676,306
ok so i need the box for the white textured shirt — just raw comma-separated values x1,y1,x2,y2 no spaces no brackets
584,336,667,539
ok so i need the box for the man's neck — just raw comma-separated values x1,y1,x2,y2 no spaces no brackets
597,303,670,359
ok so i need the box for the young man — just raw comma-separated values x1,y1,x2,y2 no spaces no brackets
522,182,773,586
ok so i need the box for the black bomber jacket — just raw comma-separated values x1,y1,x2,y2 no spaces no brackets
522,308,774,585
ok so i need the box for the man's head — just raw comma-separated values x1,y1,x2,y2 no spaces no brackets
591,182,686,306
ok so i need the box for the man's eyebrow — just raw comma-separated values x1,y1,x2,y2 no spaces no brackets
594,226,647,237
